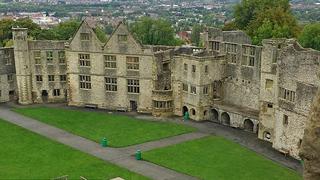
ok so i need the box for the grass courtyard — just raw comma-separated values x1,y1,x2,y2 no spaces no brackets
0,118,148,179
14,107,195,147
143,136,302,180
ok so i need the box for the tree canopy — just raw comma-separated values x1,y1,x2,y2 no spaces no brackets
298,23,320,51
130,17,183,46
226,0,300,45
191,24,203,47
0,18,40,47
0,19,108,47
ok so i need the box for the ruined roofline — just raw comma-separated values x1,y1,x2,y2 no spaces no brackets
263,38,320,53
0,47,14,50
28,40,67,43
176,53,224,60
208,39,262,48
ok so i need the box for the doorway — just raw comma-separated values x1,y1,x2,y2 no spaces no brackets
41,90,48,103
130,100,137,111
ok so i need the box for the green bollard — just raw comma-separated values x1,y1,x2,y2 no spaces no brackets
101,138,108,147
135,150,142,160
183,111,189,121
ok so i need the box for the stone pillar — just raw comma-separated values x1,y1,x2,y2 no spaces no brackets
300,91,320,180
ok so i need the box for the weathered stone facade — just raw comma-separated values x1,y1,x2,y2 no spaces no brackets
0,47,16,103
6,21,320,160
300,91,320,180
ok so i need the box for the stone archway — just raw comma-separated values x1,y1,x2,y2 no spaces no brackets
221,112,230,126
211,109,219,122
182,106,188,116
244,119,254,132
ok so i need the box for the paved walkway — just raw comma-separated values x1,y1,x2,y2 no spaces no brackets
0,106,200,180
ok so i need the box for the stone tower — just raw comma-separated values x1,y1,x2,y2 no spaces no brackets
12,28,32,104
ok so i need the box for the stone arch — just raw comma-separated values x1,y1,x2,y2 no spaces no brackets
182,106,188,116
211,109,219,122
221,112,230,126
263,131,271,141
243,119,254,132
191,108,196,116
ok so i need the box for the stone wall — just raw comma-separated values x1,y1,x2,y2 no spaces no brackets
0,48,16,103
300,91,320,180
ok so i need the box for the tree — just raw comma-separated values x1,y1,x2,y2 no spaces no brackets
228,0,300,45
131,17,182,46
191,24,203,47
0,18,41,47
51,20,80,40
298,23,320,51
93,26,108,43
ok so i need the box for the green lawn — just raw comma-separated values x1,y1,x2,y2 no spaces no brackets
14,107,195,147
143,136,302,180
0,119,148,180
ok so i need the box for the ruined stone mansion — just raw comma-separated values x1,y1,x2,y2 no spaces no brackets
0,20,319,160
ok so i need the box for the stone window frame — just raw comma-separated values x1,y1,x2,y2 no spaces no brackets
184,63,188,71
105,77,117,92
283,114,289,126
80,33,90,41
241,45,256,67
182,83,188,92
211,41,220,51
46,51,54,64
163,62,170,72
79,54,91,67
118,34,128,42
4,49,12,65
127,79,140,94
104,55,117,69
7,74,13,82
48,75,55,82
265,79,274,90
126,56,139,70
60,75,67,82
190,86,197,94
203,85,209,95
272,48,278,64
279,87,296,102
53,89,60,96
192,65,196,73
153,100,173,109
79,75,92,90
36,75,43,82
225,43,237,64
204,65,209,73
34,50,41,65
58,51,66,64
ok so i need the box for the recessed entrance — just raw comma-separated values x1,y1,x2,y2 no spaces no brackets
130,101,137,112
244,119,254,132
211,109,219,122
221,112,230,126
41,90,48,103
182,106,188,115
